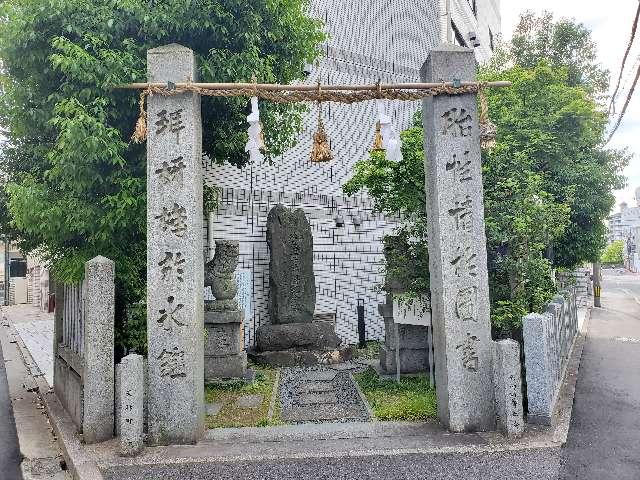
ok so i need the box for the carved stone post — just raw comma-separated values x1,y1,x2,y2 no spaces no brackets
146,44,204,445
421,44,495,431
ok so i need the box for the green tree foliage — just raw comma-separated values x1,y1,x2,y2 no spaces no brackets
345,59,627,336
505,11,609,95
0,0,322,352
601,240,624,264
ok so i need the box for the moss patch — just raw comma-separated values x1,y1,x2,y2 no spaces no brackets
352,340,382,360
205,366,280,428
354,367,437,421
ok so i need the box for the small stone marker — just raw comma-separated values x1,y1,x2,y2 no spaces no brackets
82,256,115,444
119,354,144,456
205,402,223,417
147,44,204,445
492,340,524,437
279,367,369,423
421,44,495,431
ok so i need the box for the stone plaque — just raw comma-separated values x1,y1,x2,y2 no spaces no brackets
421,44,495,431
146,44,204,445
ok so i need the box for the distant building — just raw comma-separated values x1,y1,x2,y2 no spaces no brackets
204,1,502,347
607,187,640,271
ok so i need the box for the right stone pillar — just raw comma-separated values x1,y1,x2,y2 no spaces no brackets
421,44,495,432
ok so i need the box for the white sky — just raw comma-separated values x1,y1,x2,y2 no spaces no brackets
500,1,640,210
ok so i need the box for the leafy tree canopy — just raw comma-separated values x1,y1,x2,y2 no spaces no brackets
0,0,322,351
345,56,627,336
601,240,624,264
493,11,609,96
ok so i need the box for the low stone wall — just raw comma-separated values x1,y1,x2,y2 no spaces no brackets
522,288,579,425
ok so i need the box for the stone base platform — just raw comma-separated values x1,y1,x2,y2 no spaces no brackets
379,345,429,374
256,321,341,351
204,310,246,380
204,352,247,381
248,346,353,367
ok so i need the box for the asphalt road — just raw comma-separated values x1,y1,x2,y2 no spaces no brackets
0,340,23,480
560,269,640,479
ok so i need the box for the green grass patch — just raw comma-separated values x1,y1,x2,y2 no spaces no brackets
352,340,382,360
204,366,280,428
354,367,437,421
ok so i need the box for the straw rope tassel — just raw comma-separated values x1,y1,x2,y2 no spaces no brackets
132,89,150,144
479,86,497,150
311,99,333,163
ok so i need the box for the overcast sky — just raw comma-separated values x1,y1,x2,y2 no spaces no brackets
500,1,640,210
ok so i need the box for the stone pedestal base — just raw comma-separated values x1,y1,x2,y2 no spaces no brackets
204,310,246,380
378,303,430,374
248,346,352,367
379,345,429,374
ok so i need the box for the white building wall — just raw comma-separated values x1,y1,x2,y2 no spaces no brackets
204,0,501,347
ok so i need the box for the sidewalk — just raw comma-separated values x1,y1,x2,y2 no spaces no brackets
0,305,69,480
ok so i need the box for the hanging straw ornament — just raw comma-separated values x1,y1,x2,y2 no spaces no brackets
245,96,265,163
375,99,403,162
311,92,333,163
479,87,497,150
132,88,150,143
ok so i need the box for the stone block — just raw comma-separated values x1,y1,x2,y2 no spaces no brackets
492,340,524,437
382,315,429,350
267,204,315,324
205,321,243,356
234,394,264,409
204,352,247,380
82,256,115,444
248,346,352,367
119,354,144,456
379,345,429,374
147,43,204,445
421,44,495,431
523,313,553,425
204,310,244,324
256,321,341,352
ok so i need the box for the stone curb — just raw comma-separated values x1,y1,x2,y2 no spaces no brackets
6,319,104,480
349,371,375,422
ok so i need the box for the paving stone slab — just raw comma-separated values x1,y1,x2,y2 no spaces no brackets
205,402,223,417
279,367,370,424
234,394,264,409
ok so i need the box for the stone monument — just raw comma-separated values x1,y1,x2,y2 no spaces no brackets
146,44,204,445
119,353,144,456
251,204,349,366
421,44,496,431
203,240,247,379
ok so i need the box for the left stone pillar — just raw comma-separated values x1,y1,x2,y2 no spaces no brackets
147,44,204,445
83,256,115,443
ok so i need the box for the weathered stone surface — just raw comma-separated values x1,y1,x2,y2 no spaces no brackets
248,346,353,368
204,240,239,312
234,394,264,409
279,367,370,423
205,322,243,356
82,256,115,444
266,204,315,324
204,310,243,324
382,314,429,351
379,346,429,374
119,354,144,456
421,44,495,431
204,352,247,380
492,340,524,437
147,43,204,445
256,321,341,352
205,402,223,417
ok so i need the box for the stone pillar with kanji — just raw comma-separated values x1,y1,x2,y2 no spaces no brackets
146,44,204,445
421,44,496,432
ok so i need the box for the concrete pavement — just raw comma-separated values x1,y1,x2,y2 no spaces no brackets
560,269,640,479
0,336,23,480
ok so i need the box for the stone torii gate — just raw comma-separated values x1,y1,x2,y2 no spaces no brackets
140,43,518,444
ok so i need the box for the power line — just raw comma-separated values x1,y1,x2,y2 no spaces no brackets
607,56,640,144
609,1,640,115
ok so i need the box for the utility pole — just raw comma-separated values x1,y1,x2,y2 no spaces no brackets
4,236,9,306
593,262,602,308
445,0,453,43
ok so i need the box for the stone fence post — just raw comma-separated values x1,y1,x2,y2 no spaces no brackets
82,255,115,444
